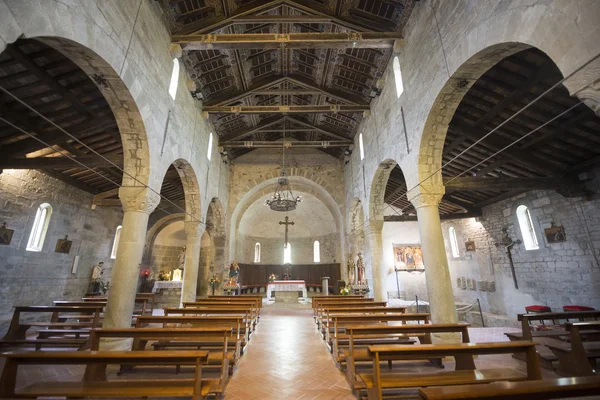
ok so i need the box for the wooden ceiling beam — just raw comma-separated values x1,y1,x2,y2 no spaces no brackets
220,140,353,147
38,168,101,194
232,15,332,24
443,176,571,191
173,32,403,50
384,211,482,222
203,104,369,114
0,155,122,169
285,116,351,141
219,115,286,141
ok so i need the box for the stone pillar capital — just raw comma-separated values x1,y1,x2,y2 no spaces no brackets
184,221,205,238
563,59,600,117
408,185,445,209
366,220,384,234
118,186,161,214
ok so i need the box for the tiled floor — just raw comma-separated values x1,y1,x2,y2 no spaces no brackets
1,302,568,399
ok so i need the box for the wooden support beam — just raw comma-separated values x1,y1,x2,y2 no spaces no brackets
384,211,482,222
220,140,353,147
0,155,123,169
232,15,332,24
173,32,403,50
219,115,285,142
443,176,569,192
203,104,369,114
38,168,101,194
285,116,351,141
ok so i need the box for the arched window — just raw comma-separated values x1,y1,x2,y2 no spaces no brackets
284,242,291,264
168,58,180,100
393,56,404,98
110,225,122,259
359,133,365,160
517,205,539,250
254,242,261,263
449,226,460,258
313,240,320,263
27,203,52,252
207,132,213,160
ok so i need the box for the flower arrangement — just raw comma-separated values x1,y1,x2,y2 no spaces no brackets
268,273,278,282
158,270,170,281
209,276,221,286
340,286,351,295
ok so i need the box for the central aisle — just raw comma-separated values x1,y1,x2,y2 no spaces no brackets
224,304,355,400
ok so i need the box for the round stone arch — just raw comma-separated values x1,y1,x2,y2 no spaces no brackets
369,159,401,221
0,34,152,188
158,158,202,223
228,175,346,269
143,213,186,262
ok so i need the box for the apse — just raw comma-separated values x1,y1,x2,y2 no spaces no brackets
237,191,339,265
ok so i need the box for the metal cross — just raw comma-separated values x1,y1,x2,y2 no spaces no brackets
279,216,295,246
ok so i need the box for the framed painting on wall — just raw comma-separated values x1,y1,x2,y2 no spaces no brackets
0,223,14,245
393,244,424,270
55,236,72,254
544,225,566,243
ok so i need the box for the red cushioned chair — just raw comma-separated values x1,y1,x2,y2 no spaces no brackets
525,305,554,329
562,305,595,312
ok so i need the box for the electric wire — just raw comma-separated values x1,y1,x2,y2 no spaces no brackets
0,85,204,224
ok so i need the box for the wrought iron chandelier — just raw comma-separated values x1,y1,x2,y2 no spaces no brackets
265,122,302,212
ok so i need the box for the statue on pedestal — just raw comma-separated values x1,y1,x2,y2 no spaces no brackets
87,262,104,295
356,253,366,284
228,260,240,285
172,268,182,281
347,256,356,284
178,245,186,268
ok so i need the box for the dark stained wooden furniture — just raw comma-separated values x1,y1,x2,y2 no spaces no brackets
164,307,256,331
82,293,155,315
547,321,600,376
0,350,211,399
418,376,600,400
362,341,542,400
184,300,261,321
319,306,406,333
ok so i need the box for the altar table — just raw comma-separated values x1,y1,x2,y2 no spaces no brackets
266,280,307,300
152,280,182,293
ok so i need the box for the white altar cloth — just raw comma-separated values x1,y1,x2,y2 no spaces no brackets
266,280,307,300
152,280,183,293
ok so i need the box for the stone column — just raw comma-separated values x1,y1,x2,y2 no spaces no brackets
104,187,160,329
408,186,458,327
367,220,385,302
181,221,204,304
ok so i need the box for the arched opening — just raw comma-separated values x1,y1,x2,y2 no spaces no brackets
313,241,320,263
284,242,292,264
254,243,261,263
359,133,365,161
516,205,539,250
448,226,460,257
393,56,404,98
110,225,122,259
26,203,52,252
168,58,180,100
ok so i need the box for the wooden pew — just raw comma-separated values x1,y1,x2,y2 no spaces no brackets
343,323,471,390
319,306,406,334
89,327,233,391
207,295,263,309
136,315,249,351
0,305,103,350
0,350,211,399
184,300,260,321
82,293,155,315
314,298,378,321
362,341,542,400
316,302,389,330
313,297,369,316
506,310,600,369
418,376,600,400
329,313,431,348
165,306,256,331
547,320,600,376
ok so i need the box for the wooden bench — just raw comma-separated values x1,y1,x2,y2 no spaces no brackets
418,375,600,400
316,302,389,330
207,295,263,309
135,315,249,350
89,327,234,388
547,320,600,376
313,297,371,318
319,306,407,334
329,313,431,347
343,323,471,390
361,341,541,400
0,350,212,399
184,301,261,321
165,307,256,331
83,293,155,315
505,310,600,369
0,305,103,350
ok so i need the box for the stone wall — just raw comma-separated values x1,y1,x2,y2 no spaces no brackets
148,244,182,276
380,190,600,322
0,169,123,333
238,233,340,264
154,288,182,309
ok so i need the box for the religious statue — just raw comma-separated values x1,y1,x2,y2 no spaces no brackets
178,245,186,268
172,267,182,281
347,257,356,284
356,253,366,284
228,260,240,285
87,262,104,295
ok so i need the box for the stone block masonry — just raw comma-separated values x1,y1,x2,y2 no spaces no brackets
0,169,124,336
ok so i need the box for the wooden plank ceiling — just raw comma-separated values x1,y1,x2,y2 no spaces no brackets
0,39,185,203
159,0,417,159
385,48,600,220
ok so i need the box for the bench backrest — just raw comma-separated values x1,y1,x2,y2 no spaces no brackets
518,311,600,340
134,315,245,342
346,323,471,345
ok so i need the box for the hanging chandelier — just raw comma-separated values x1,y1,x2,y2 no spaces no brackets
265,121,302,212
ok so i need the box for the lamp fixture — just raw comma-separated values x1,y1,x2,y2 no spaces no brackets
265,121,302,212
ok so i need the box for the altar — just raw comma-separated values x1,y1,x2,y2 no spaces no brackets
152,280,182,293
266,280,307,301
